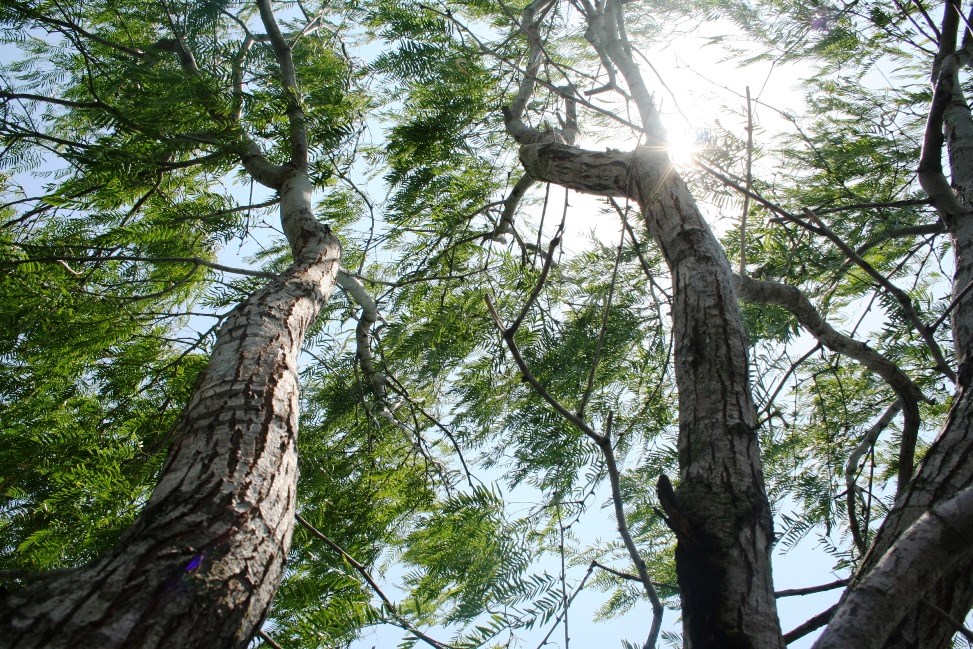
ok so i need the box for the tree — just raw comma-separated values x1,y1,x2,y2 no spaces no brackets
0,0,971,648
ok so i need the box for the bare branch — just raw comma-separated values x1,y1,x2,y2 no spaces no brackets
577,0,666,143
509,234,560,335
256,630,284,649
846,402,902,553
734,274,926,493
485,293,596,439
256,0,309,169
486,259,664,648
1,252,276,279
701,163,954,383
775,579,848,598
578,227,623,417
0,91,103,111
785,604,838,645
739,86,753,275
295,513,452,649
598,415,663,649
855,221,944,256
534,563,596,649
488,173,537,241
336,269,387,400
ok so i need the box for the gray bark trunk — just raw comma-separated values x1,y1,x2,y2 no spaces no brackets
847,312,973,649
820,4,973,646
815,387,973,649
518,142,783,649
0,170,341,649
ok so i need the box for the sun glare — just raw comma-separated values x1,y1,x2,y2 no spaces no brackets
665,126,703,167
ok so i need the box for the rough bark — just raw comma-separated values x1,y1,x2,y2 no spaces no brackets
814,483,973,649
0,170,341,649
517,141,783,649
817,4,973,647
834,385,973,649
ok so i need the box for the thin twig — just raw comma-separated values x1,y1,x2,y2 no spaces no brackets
920,600,973,643
485,294,597,439
598,414,664,649
846,402,901,554
931,276,973,331
739,85,753,275
774,579,848,598
534,563,596,649
1,253,276,278
295,513,451,649
509,234,562,335
578,227,624,417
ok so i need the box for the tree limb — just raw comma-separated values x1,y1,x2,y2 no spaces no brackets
0,252,276,279
785,604,838,645
845,402,902,553
336,269,387,400
734,274,926,493
813,483,973,649
295,513,452,649
775,579,848,598
255,0,308,170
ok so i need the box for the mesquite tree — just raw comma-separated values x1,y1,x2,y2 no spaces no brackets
1,0,973,648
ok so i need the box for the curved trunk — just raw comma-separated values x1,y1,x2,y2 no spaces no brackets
851,229,973,649
815,385,973,649
518,142,783,649
0,173,341,649
635,153,781,649
820,4,973,645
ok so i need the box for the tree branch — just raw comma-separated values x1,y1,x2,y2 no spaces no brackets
295,513,452,649
702,164,954,383
775,579,848,598
0,252,276,279
256,629,284,649
920,600,973,643
785,604,838,644
813,483,973,649
734,274,926,493
739,86,753,275
486,255,664,648
516,142,633,197
256,0,309,170
845,401,902,553
336,269,387,400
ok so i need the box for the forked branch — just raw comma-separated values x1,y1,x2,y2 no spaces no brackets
734,274,926,493
485,240,663,649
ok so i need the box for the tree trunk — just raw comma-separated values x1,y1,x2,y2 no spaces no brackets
817,4,973,646
0,170,341,649
517,141,784,649
814,387,973,649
